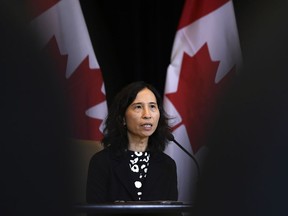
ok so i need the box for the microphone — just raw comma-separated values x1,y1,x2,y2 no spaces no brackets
167,133,200,178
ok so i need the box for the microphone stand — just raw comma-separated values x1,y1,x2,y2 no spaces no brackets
168,134,200,178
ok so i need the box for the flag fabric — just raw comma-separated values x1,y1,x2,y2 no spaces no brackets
164,0,242,202
28,0,107,141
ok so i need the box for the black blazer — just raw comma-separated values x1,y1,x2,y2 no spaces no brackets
86,147,178,203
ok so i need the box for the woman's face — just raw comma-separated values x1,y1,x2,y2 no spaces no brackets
124,88,160,141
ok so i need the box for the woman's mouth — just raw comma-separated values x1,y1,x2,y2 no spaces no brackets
142,124,152,128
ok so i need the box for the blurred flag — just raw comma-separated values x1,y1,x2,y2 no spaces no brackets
27,0,107,141
164,0,242,202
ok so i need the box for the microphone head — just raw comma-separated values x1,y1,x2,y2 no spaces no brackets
167,133,175,142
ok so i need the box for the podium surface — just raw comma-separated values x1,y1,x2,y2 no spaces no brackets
74,201,194,214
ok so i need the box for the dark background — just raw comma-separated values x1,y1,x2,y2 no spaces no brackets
80,0,185,105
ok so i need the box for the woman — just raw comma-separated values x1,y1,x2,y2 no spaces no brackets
86,81,178,203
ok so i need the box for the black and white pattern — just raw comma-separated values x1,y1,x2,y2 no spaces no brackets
128,151,150,200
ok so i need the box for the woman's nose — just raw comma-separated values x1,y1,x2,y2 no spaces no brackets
142,107,151,119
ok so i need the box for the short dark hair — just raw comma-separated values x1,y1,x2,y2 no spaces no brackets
102,81,172,152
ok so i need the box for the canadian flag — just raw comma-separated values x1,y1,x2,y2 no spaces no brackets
28,0,107,141
164,0,242,202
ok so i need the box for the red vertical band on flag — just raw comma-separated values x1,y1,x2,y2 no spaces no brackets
178,0,229,29
25,0,60,19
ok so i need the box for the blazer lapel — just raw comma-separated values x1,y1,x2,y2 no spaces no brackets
112,152,139,200
141,153,165,198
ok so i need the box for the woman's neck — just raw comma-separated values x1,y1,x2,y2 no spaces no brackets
128,138,148,152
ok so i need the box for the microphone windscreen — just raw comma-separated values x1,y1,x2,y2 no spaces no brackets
167,133,175,142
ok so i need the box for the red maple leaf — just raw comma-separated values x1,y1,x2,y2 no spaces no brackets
166,43,235,153
44,37,106,141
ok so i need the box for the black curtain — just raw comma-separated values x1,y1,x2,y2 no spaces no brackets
79,0,185,106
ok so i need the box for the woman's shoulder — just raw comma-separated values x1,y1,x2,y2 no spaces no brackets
89,146,124,162
89,147,110,162
153,151,176,165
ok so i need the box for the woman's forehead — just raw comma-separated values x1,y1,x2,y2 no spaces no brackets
133,88,157,102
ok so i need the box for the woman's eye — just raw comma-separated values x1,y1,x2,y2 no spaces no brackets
135,105,142,109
